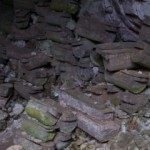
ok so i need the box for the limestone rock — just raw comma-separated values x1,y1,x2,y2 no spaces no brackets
60,109,77,122
54,132,71,143
119,91,149,114
109,132,135,150
0,83,13,97
58,121,77,134
0,97,8,109
6,145,23,150
76,16,116,43
96,42,135,51
11,103,24,116
58,89,114,121
99,48,137,71
6,44,37,60
20,116,56,142
14,132,48,150
25,99,58,126
14,9,30,29
50,42,77,65
14,81,44,99
90,51,104,68
24,53,51,70
49,0,79,15
9,23,46,41
105,70,147,94
55,141,70,150
35,7,73,28
86,82,107,95
77,113,120,142
0,110,7,131
46,26,74,44
72,39,95,59
139,24,150,44
131,50,150,69
78,57,91,68
21,68,50,86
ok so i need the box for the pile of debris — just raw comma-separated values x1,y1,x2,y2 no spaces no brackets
0,0,150,149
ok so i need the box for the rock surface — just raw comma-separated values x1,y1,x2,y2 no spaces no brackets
0,0,150,149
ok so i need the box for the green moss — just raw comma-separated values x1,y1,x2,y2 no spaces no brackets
22,123,40,139
0,80,3,84
47,36,61,44
67,4,79,14
79,74,86,81
101,108,114,113
21,121,55,142
49,0,79,14
50,3,66,12
0,25,11,34
105,74,147,94
130,85,147,94
15,22,29,29
25,107,55,126
111,98,121,106
34,78,47,86
75,128,87,139
46,133,56,141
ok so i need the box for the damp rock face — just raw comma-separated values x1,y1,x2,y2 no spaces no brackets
0,0,150,150
105,70,147,94
0,110,8,131
25,100,57,126
58,89,114,121
18,97,77,149
77,113,120,142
